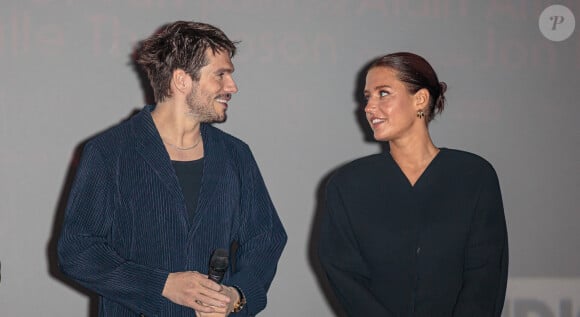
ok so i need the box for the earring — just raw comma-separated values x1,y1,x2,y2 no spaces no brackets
417,110,425,119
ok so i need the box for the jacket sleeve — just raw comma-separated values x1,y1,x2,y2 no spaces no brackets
57,142,169,316
318,177,395,317
226,148,287,316
453,164,509,316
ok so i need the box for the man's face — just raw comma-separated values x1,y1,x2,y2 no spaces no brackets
186,49,238,123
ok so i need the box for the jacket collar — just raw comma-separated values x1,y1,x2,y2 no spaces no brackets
129,105,222,226
131,105,183,202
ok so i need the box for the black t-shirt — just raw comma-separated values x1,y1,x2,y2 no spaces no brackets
172,158,204,224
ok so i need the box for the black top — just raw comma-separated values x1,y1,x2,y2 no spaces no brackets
318,148,508,317
172,158,204,224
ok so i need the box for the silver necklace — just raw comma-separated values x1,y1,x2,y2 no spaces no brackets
162,137,201,151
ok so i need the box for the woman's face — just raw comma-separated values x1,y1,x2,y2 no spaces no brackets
363,67,423,142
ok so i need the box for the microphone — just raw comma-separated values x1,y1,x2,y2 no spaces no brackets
208,248,229,283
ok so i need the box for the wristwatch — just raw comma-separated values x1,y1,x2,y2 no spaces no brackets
232,285,246,312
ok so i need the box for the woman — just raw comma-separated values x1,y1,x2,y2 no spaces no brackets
318,52,508,316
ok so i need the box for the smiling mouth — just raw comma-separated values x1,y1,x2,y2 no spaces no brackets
369,117,386,125
215,95,231,108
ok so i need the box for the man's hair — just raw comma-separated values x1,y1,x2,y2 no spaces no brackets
136,21,238,103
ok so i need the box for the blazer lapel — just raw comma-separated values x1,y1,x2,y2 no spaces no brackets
195,124,219,210
131,106,185,203
187,124,221,236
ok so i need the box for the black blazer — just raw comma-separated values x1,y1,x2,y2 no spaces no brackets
319,149,508,316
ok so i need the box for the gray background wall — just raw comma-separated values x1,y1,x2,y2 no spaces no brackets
1,1,579,316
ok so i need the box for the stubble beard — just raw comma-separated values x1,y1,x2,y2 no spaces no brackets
186,90,226,123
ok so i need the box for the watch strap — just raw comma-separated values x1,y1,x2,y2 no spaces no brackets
231,285,246,313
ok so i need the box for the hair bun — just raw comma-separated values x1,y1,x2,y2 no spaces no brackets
439,81,448,94
433,81,447,115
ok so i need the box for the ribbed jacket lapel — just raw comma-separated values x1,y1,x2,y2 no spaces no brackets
186,123,221,239
131,106,185,205
128,106,225,240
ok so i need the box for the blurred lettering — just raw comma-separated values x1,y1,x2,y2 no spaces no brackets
89,14,140,57
233,31,337,65
487,0,527,19
0,12,61,56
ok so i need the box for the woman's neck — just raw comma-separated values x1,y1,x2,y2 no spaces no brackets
388,133,439,169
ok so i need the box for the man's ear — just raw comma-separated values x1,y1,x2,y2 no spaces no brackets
171,69,191,94
414,88,430,110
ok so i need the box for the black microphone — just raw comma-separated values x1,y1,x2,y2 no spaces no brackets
208,248,229,283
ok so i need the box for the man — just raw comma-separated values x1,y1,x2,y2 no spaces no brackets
58,21,287,316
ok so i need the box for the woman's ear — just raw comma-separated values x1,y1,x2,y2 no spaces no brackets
414,88,430,109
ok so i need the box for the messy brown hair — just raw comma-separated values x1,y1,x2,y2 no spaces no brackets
136,21,238,103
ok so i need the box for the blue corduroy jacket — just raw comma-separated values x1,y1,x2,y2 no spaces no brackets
58,105,287,316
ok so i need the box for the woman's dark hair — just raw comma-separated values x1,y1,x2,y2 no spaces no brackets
369,52,447,122
136,21,238,103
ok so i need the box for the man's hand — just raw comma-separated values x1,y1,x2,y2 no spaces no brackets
220,286,240,314
162,271,231,313
196,286,241,317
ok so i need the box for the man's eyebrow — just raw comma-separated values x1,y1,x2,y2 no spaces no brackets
215,67,234,73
